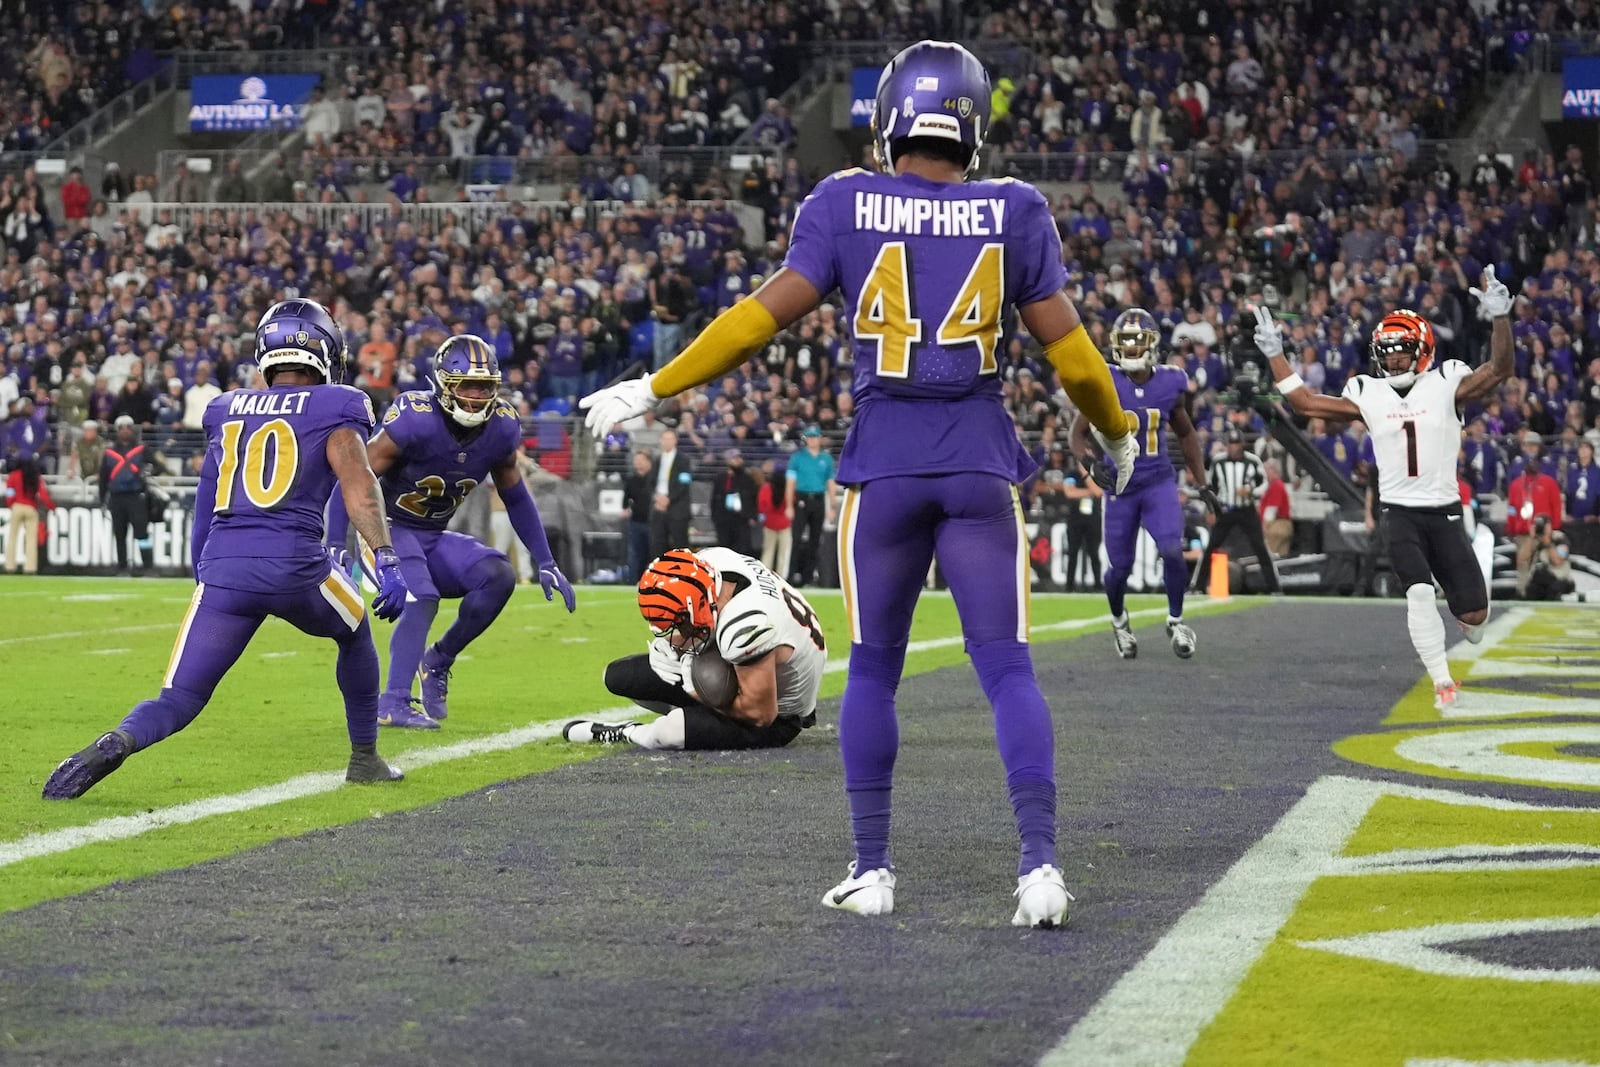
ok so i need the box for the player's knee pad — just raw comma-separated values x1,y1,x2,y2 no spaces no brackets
847,642,907,691
1156,540,1186,563
967,639,1035,700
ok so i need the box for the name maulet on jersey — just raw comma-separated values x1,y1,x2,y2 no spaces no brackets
1342,361,1472,509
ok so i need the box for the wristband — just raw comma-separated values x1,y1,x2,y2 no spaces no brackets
1275,372,1306,393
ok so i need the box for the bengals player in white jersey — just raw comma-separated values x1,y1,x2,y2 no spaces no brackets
1255,268,1513,711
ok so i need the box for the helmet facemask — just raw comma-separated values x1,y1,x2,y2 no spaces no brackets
436,370,501,427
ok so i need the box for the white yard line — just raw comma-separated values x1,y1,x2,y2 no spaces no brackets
0,623,174,648
4,603,1227,870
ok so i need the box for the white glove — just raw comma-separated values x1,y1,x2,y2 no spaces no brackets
1252,305,1284,361
580,373,658,441
648,636,688,687
1468,264,1512,320
1092,426,1139,495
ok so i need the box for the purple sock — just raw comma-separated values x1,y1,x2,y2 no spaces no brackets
970,641,1058,875
120,690,203,750
435,559,516,660
386,596,438,695
1162,549,1189,620
840,642,906,872
338,620,381,746
1104,563,1130,619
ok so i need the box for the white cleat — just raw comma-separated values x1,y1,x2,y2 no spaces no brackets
1460,623,1485,645
1112,621,1138,660
1434,681,1461,711
1167,620,1197,659
821,862,895,917
1011,864,1073,929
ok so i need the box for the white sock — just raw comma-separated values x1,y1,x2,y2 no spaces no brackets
624,708,687,750
1406,584,1453,687
1112,612,1129,627
1167,615,1183,626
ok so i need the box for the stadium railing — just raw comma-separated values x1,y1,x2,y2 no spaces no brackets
155,146,783,198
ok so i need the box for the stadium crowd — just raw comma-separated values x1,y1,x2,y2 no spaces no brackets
2,0,1599,589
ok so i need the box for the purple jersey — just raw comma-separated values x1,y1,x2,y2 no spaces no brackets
376,389,522,531
1106,364,1188,494
782,169,1066,484
198,384,375,592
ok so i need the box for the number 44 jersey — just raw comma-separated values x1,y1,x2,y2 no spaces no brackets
1341,361,1471,509
698,547,826,722
781,168,1067,486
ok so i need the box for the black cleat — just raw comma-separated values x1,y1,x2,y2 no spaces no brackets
346,745,404,784
43,729,136,800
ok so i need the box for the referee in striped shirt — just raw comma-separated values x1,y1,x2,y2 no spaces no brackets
1199,428,1282,594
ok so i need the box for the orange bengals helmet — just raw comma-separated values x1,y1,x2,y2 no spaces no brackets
1369,310,1436,388
638,549,721,653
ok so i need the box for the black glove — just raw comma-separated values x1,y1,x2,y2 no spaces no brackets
1089,458,1116,491
1199,487,1223,515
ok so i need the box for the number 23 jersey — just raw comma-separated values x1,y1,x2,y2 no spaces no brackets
377,390,521,530
1341,361,1470,509
699,547,826,721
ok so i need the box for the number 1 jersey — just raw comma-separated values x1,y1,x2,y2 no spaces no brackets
198,384,375,591
781,169,1067,485
1342,361,1470,509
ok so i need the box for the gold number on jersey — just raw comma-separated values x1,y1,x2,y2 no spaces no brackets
1143,407,1161,456
395,475,480,519
855,242,921,378
859,241,1006,379
213,418,300,512
935,243,1005,375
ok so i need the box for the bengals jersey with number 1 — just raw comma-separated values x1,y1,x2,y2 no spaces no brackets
197,384,374,592
1341,361,1472,508
698,547,826,721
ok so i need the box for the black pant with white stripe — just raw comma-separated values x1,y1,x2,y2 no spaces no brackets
603,653,809,750
1198,508,1280,593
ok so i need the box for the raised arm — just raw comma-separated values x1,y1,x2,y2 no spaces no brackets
1454,267,1514,406
1254,306,1365,423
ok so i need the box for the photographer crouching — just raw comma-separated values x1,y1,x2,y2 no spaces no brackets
1518,515,1574,601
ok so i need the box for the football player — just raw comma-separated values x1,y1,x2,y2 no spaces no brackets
326,335,576,729
563,547,825,750
44,300,410,800
1259,268,1513,710
1071,308,1215,660
579,40,1142,928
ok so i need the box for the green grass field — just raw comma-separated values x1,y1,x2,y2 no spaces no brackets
0,577,1188,915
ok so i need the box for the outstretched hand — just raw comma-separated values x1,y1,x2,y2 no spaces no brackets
579,374,658,441
1467,265,1512,320
538,562,577,612
1251,305,1284,360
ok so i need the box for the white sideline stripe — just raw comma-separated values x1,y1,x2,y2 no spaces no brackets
2,604,1214,870
1039,775,1378,1067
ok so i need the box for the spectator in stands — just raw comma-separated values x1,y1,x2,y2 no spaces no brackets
785,425,835,588
182,363,220,430
110,374,153,428
69,419,104,481
650,428,692,559
60,166,90,227
3,395,50,470
213,158,253,203
356,323,397,406
650,258,694,372
4,456,53,575
710,448,758,556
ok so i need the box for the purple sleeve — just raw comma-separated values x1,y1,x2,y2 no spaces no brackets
1011,183,1067,308
780,180,840,295
378,393,416,449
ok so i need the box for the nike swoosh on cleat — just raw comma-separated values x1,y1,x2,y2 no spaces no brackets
831,886,870,905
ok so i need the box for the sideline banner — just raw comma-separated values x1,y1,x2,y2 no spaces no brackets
0,503,193,576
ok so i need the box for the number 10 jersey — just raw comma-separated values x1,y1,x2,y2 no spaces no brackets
1341,361,1471,509
781,168,1068,486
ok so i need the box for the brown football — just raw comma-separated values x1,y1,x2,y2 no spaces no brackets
689,649,740,710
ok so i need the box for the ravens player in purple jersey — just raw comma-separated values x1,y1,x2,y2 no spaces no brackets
43,299,411,800
580,41,1141,928
326,335,576,730
1070,309,1215,660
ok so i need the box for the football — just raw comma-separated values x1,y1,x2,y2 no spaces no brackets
689,649,740,710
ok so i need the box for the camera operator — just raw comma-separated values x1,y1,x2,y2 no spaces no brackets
1507,452,1564,598
1518,515,1574,601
